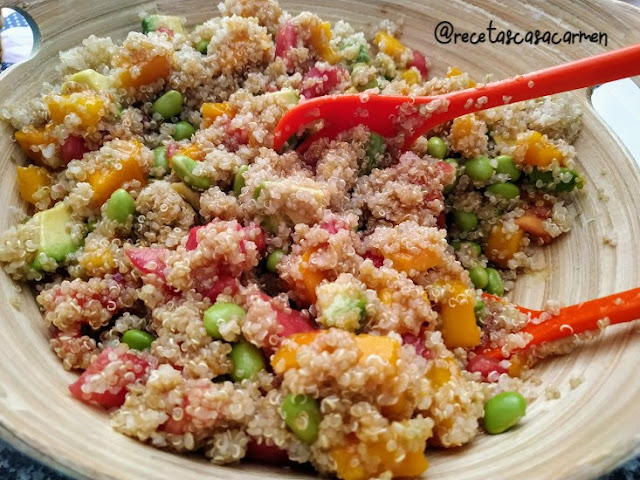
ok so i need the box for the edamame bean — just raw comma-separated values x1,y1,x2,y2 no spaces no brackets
195,39,210,53
474,299,485,315
444,158,459,169
105,188,135,223
233,165,248,196
266,249,285,273
452,210,478,232
427,136,448,159
281,393,322,444
172,155,211,190
122,329,154,350
495,154,521,181
153,145,169,177
355,45,370,63
465,155,494,182
357,77,378,92
172,121,196,141
203,302,246,340
483,391,527,434
360,132,386,175
484,268,505,296
486,182,520,200
469,265,489,289
230,340,266,382
153,90,183,120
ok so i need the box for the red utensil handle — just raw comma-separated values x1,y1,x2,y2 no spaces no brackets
436,43,640,125
477,287,640,359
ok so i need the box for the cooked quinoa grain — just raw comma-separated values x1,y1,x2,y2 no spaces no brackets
0,2,590,479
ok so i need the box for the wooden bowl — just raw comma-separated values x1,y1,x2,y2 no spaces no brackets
1,1,640,479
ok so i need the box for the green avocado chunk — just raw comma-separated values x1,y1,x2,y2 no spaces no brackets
31,203,82,271
142,15,185,35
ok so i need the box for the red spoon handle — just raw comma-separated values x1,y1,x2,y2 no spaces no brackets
478,287,640,359
437,43,640,126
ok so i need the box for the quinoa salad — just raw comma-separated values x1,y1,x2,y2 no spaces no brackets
0,1,589,478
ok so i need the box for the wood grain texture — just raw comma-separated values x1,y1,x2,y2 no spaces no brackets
1,1,640,479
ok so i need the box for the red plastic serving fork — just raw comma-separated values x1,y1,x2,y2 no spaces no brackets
475,288,640,359
273,43,640,152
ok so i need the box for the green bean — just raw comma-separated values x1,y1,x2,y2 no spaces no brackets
122,329,154,350
495,154,521,181
172,155,211,190
427,136,448,159
469,265,489,289
233,165,249,197
172,121,196,141
152,90,183,120
483,391,527,434
152,145,169,177
529,167,584,192
230,341,266,382
465,155,494,182
266,249,285,273
281,394,322,444
105,188,135,223
486,182,520,200
484,268,505,296
195,39,210,53
452,210,478,232
203,302,246,340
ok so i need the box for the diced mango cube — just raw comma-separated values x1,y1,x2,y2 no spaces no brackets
116,53,172,89
521,131,565,168
294,249,326,303
401,69,421,85
78,242,117,276
515,213,552,244
16,165,53,206
86,140,147,207
485,222,525,268
374,31,409,62
385,248,442,274
46,92,107,131
14,125,57,165
439,281,481,348
201,102,233,128
446,66,475,87
354,334,399,367
310,22,339,63
271,331,321,374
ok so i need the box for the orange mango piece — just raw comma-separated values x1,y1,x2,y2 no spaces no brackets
16,165,53,206
86,140,147,207
78,243,117,276
174,143,205,162
439,280,481,348
46,92,107,131
14,125,56,165
331,435,428,480
446,66,476,87
485,222,525,268
271,331,321,374
117,53,172,89
310,22,339,63
354,334,399,367
521,131,565,168
294,249,326,303
385,248,443,274
449,114,475,145
374,31,409,62
201,102,234,128
401,69,421,85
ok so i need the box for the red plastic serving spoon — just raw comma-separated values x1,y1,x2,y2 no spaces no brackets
273,43,640,152
475,288,640,359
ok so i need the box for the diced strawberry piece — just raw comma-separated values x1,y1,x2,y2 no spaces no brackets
436,160,456,186
410,50,428,79
68,348,150,409
60,135,88,163
186,226,203,251
166,142,179,158
363,251,384,268
156,27,175,37
301,64,345,98
436,211,447,229
126,247,169,279
162,398,191,434
275,22,299,74
243,224,266,253
199,273,240,302
246,439,290,465
319,218,349,234
401,333,432,360
466,354,508,380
